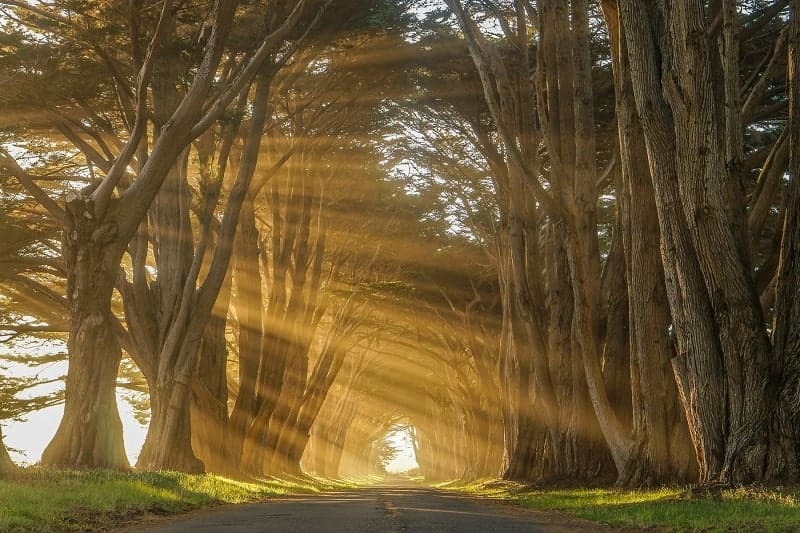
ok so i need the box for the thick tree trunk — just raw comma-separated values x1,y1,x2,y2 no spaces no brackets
504,166,562,479
191,273,234,474
229,197,263,460
618,95,696,485
42,194,129,470
138,380,203,472
768,1,800,480
668,1,772,484
0,426,17,477
617,0,775,484
602,0,697,486
138,73,272,474
502,308,549,481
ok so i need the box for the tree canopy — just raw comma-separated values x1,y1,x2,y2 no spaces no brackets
0,0,799,489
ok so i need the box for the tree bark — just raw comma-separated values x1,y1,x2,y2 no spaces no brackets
617,0,728,484
42,194,130,470
191,271,234,474
0,426,17,477
768,0,800,480
42,0,241,471
138,71,274,472
669,1,772,483
602,0,697,486
617,0,778,484
229,196,264,460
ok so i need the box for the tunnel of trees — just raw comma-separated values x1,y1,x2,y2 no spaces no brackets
0,0,799,488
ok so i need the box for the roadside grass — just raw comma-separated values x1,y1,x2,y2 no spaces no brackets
0,468,367,532
439,479,800,532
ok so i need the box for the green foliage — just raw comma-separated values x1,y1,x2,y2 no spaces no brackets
0,469,363,532
0,371,63,423
334,0,415,34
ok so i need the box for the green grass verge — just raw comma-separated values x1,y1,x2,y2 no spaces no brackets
439,479,800,532
0,468,366,532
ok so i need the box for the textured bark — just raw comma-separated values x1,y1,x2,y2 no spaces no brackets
602,0,697,486
229,197,264,460
139,383,203,472
191,272,234,474
545,224,579,477
617,0,727,483
669,1,772,483
0,426,17,477
768,0,800,480
42,195,130,470
748,132,790,252
138,73,274,472
617,0,779,484
39,0,252,471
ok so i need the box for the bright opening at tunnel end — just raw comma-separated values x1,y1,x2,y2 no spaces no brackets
383,425,419,474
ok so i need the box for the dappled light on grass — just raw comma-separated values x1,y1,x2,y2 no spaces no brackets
0,469,363,532
444,481,800,532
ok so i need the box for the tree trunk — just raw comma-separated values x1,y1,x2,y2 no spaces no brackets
191,273,234,474
617,0,774,484
669,1,772,484
137,72,272,473
325,396,357,478
496,247,518,475
229,196,264,460
545,0,633,476
768,0,800,480
600,214,632,436
42,194,129,470
138,382,203,472
0,426,17,477
602,0,697,486
545,222,575,479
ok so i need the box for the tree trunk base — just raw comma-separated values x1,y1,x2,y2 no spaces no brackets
0,427,18,478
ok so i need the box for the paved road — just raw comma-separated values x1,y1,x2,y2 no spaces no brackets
134,483,622,532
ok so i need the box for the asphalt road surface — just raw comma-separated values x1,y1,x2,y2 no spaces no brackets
134,482,623,532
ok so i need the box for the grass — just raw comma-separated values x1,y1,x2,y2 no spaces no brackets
440,479,800,532
0,468,366,532
9,470,799,532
